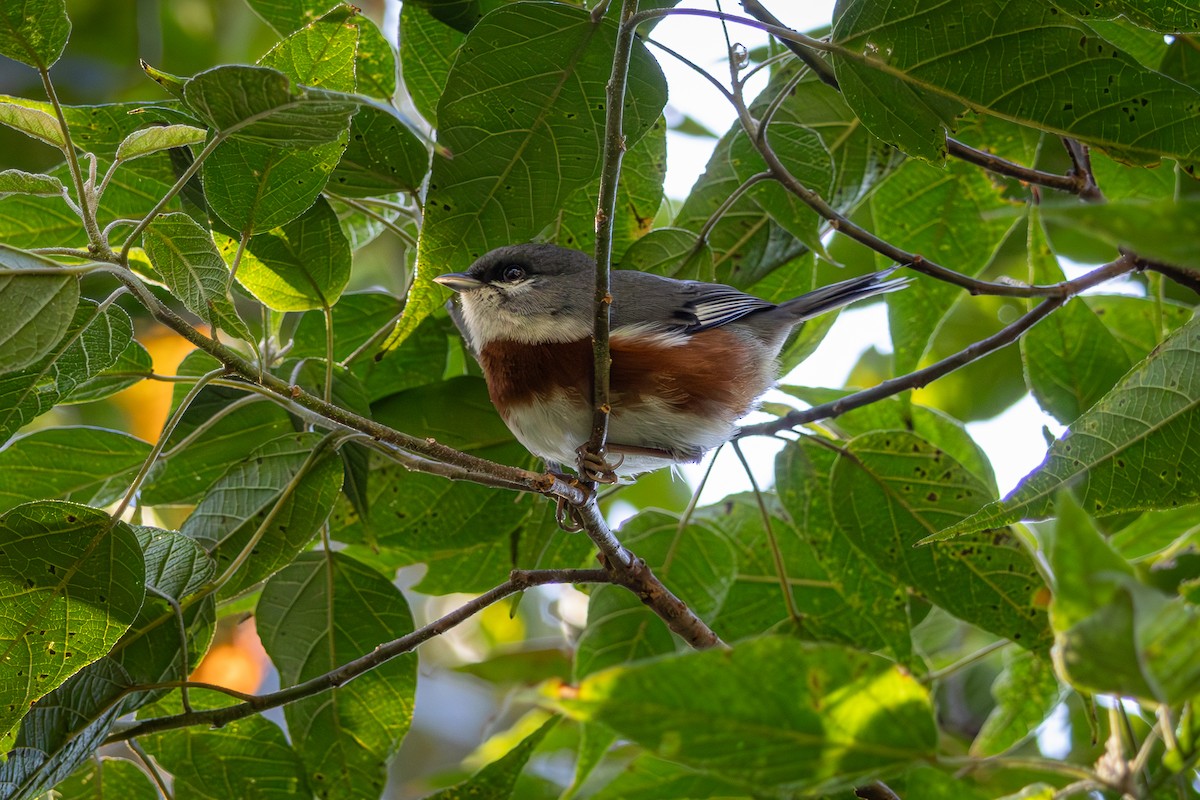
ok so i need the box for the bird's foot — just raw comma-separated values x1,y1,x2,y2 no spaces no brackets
575,445,623,485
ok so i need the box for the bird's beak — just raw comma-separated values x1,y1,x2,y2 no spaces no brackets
433,272,485,292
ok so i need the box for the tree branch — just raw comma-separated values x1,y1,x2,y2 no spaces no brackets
106,568,612,743
738,1,1106,199
738,255,1137,437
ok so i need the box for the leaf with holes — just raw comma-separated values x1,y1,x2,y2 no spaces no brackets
257,553,416,800
831,431,1052,649
0,502,144,743
934,314,1200,539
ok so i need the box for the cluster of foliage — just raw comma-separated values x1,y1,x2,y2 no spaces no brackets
0,0,1198,798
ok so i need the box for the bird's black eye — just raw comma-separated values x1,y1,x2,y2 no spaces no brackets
501,265,526,282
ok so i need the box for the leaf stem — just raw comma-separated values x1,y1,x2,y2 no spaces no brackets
120,134,222,261
39,66,105,252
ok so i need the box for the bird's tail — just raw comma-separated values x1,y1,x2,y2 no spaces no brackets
777,267,910,321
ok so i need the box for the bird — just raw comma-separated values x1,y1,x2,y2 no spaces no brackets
435,243,908,480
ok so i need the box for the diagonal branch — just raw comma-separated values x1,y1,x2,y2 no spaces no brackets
737,255,1138,437
105,568,612,743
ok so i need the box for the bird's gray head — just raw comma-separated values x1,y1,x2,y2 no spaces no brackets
434,243,594,347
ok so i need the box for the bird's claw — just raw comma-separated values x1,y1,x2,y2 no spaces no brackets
576,445,623,485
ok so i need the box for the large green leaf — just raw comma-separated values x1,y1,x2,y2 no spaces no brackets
830,431,1052,649
937,313,1200,538
205,135,348,234
385,2,667,350
0,244,78,373
1056,1,1200,33
830,0,1200,169
229,196,351,311
555,637,937,794
0,427,150,513
257,552,417,800
0,300,132,444
0,0,70,69
258,4,359,93
399,2,466,125
183,65,356,146
574,510,736,679
181,432,344,598
143,716,310,799
0,502,144,742
142,212,251,340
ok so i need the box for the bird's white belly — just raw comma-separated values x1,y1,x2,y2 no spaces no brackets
503,392,736,475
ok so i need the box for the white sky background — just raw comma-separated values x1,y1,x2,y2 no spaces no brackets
647,0,1066,501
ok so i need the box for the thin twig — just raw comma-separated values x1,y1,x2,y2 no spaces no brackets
587,0,641,463
731,440,798,622
106,568,612,743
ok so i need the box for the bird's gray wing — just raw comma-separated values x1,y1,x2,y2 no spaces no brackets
610,270,774,334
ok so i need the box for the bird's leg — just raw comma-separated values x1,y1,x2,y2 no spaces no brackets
575,444,624,485
544,459,589,532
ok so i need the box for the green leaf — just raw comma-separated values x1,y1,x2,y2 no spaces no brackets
0,501,145,742
618,227,713,280
555,637,937,793
575,510,736,679
2,657,132,799
0,299,132,444
426,716,559,800
0,244,79,373
113,527,216,703
937,313,1200,538
1041,198,1200,269
399,2,464,125
877,160,1018,375
0,427,150,513
183,65,357,146
385,3,667,350
142,716,310,799
289,358,371,518
61,337,153,404
181,432,344,598
327,104,428,197
205,136,348,234
257,552,417,800
543,115,666,257
830,0,1200,170
245,0,335,33
231,196,351,311
0,168,65,197
1022,213,1132,424
1087,295,1194,363
142,212,251,340
259,5,359,93
781,388,997,493
830,431,1052,649
0,0,71,69
114,124,206,162
972,649,1063,757
1043,493,1200,704
730,440,918,658
53,757,159,800
728,107,833,254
